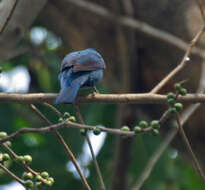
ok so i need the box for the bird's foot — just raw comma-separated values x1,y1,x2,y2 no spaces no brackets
93,86,99,94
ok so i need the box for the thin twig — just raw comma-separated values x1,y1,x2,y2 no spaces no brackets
73,104,106,190
195,0,205,22
0,0,18,34
0,163,25,186
29,104,91,190
42,102,63,117
176,114,205,182
0,121,139,144
151,25,205,94
0,106,193,145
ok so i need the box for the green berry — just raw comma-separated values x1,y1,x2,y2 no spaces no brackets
134,126,142,133
151,120,160,129
48,177,54,184
167,92,175,100
2,153,10,161
68,116,76,122
24,180,34,188
139,121,148,128
120,126,130,131
93,128,101,135
0,153,3,162
174,83,181,91
0,132,7,138
58,117,64,122
36,175,43,181
23,155,32,163
80,129,87,136
22,172,33,180
16,155,24,162
174,103,183,112
169,107,177,114
63,112,70,118
180,88,187,96
152,129,159,136
35,181,43,188
3,141,12,147
44,180,53,187
41,171,49,179
167,98,175,107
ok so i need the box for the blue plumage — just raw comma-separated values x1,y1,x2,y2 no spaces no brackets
55,48,106,104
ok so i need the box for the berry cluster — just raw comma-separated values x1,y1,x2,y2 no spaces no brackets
0,131,54,189
120,120,160,136
167,82,187,114
59,112,76,122
23,171,54,189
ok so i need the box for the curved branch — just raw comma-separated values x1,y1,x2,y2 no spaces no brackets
66,0,205,59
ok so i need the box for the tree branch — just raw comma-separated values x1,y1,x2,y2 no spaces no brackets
132,61,205,190
65,0,205,59
0,0,18,34
151,25,205,93
1,93,205,104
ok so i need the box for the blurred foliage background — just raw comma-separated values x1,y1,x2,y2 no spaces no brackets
1,0,205,189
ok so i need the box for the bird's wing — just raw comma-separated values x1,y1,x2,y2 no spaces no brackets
73,56,105,72
60,53,79,72
61,54,105,72
54,74,89,104
73,54,105,72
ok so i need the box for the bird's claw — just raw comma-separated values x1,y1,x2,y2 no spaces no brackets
93,86,99,94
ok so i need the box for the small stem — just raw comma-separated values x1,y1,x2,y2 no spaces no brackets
176,114,205,182
42,102,63,117
73,104,106,190
0,163,25,186
53,129,91,190
29,104,91,190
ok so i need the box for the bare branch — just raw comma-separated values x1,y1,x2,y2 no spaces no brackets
65,0,205,59
132,62,205,190
151,25,205,93
1,92,205,104
0,0,47,61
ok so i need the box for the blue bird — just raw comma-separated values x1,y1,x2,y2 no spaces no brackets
55,48,106,104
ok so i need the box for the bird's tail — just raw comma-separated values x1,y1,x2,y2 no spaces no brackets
54,75,88,104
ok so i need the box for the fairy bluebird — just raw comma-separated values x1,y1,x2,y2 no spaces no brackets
55,48,106,104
